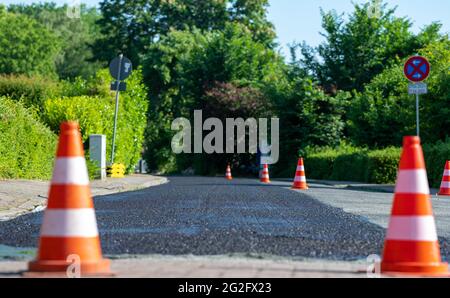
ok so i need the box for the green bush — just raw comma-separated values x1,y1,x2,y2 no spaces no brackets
0,97,57,179
0,74,62,108
42,68,148,173
305,142,450,188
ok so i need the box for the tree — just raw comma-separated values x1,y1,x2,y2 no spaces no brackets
0,12,60,77
8,3,103,79
142,24,286,172
94,0,276,66
347,37,450,147
293,1,443,92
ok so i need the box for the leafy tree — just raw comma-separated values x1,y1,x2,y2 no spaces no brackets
142,24,286,172
8,3,103,79
347,37,450,147
94,0,276,65
0,11,60,77
293,0,443,92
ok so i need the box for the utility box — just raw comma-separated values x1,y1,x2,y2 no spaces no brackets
89,135,107,180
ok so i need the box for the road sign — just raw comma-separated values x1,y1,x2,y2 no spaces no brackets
404,56,430,82
408,83,428,95
109,56,132,80
111,81,127,92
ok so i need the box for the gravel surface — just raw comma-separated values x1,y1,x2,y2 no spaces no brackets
0,177,396,261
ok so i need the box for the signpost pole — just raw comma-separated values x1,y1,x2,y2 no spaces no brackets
416,92,420,137
111,54,123,164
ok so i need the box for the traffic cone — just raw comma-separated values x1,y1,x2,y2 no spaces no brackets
438,161,450,196
27,122,111,276
381,136,448,276
226,164,233,180
292,158,309,190
260,164,270,183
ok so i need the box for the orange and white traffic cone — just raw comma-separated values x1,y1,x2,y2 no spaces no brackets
27,122,111,276
381,136,448,276
260,164,270,183
292,158,309,190
438,161,450,196
226,164,233,181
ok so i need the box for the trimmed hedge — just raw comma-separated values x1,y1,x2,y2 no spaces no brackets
42,68,148,173
0,97,57,179
305,143,450,188
0,74,62,108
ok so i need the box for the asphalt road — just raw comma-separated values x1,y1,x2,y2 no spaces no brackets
0,177,449,262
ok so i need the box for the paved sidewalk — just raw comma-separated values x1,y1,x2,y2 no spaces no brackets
0,175,168,221
0,255,368,278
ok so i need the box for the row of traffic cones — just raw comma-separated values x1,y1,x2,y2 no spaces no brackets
225,158,309,190
27,121,450,277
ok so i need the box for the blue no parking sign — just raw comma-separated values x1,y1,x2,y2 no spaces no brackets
404,56,430,82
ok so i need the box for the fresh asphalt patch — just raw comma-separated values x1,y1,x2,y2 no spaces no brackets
0,177,448,262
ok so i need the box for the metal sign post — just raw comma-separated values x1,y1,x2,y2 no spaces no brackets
404,56,430,137
109,55,132,164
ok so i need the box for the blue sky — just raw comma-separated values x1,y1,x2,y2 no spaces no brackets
2,0,449,56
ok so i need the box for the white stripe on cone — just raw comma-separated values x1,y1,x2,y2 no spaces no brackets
440,182,450,188
444,170,450,176
386,216,438,241
394,170,430,194
51,157,90,185
296,166,305,171
41,209,99,237
294,176,306,182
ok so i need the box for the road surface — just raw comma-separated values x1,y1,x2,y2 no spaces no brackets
0,177,449,264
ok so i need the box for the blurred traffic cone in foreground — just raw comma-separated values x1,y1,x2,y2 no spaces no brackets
27,122,111,276
381,136,448,276
226,164,233,180
292,158,309,190
438,161,450,196
260,164,270,183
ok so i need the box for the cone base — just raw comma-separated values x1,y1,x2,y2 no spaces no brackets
292,187,309,190
381,262,449,277
260,180,270,183
27,258,112,276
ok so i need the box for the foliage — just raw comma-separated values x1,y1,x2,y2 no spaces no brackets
95,0,276,65
8,3,103,79
142,24,286,173
0,11,60,77
0,97,57,179
0,74,62,109
348,38,450,147
303,142,450,188
42,68,148,173
294,0,443,92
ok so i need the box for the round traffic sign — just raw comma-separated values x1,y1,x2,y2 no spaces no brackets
109,56,133,80
404,56,430,82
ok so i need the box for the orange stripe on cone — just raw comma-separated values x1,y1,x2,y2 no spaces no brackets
381,136,448,276
260,164,270,183
292,158,308,190
438,161,450,196
226,164,233,181
27,121,111,276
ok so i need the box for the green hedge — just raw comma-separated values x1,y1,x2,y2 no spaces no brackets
0,97,57,179
305,142,450,188
0,74,62,108
42,68,148,173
